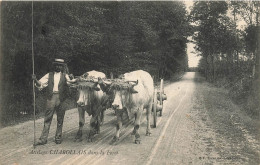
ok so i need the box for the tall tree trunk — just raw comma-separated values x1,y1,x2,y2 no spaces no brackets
205,54,210,80
211,54,216,82
252,3,259,78
236,50,239,69
228,52,234,76
249,25,260,115
233,8,239,72
255,5,259,78
254,26,260,81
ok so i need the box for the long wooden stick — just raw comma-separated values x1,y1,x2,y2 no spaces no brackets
32,0,36,148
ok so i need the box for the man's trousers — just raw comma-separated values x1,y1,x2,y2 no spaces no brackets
39,93,65,143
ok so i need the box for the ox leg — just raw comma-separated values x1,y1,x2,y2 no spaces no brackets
113,110,123,142
75,106,85,142
88,116,97,142
94,105,104,134
100,94,111,125
133,109,142,144
123,107,130,122
146,104,152,136
100,107,105,125
131,113,137,135
88,105,102,142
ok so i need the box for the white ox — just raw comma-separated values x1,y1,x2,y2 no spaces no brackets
110,70,154,144
75,70,109,142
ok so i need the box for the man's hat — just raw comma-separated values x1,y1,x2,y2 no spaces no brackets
53,58,66,65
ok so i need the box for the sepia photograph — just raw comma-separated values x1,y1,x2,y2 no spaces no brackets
0,0,259,164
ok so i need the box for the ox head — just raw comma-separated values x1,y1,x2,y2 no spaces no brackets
105,79,138,110
75,81,101,107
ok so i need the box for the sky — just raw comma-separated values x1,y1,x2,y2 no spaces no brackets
184,0,201,68
187,42,201,68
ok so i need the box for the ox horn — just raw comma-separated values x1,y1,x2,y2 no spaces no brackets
98,77,113,86
127,80,138,86
97,77,103,84
129,80,138,94
98,77,112,93
103,80,112,85
93,83,100,91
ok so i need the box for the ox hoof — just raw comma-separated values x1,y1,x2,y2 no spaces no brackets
87,137,94,142
74,137,83,142
135,139,141,144
75,131,83,140
87,134,95,142
135,133,140,139
146,132,151,136
74,138,83,142
131,129,136,136
112,136,120,142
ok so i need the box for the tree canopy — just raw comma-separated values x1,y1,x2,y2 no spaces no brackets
0,1,191,124
190,1,260,116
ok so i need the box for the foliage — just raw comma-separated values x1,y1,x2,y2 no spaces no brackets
244,25,258,54
191,1,259,116
0,1,191,125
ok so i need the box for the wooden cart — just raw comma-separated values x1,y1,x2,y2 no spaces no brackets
152,79,167,128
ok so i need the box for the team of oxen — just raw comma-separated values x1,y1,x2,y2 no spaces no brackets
69,70,159,144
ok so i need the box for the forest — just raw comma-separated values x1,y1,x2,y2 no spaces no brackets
190,1,259,117
0,1,191,126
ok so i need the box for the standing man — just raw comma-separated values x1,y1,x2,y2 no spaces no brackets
32,58,76,145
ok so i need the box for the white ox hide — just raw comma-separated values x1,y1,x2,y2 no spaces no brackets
75,70,107,142
111,70,154,144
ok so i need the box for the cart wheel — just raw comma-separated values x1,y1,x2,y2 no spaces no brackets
153,89,157,128
159,79,164,117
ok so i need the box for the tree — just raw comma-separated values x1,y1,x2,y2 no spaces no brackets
190,1,240,81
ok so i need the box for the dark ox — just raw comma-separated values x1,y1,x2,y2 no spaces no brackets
74,70,110,142
108,70,154,144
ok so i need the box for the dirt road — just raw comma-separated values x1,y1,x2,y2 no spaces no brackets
0,72,259,165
